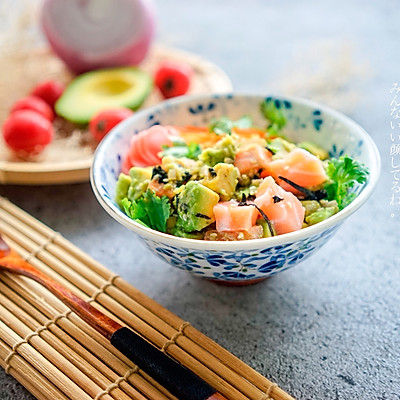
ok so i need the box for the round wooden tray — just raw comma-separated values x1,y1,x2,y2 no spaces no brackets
0,45,232,185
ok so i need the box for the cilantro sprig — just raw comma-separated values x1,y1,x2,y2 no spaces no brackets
121,189,171,232
160,138,201,160
260,98,287,138
324,155,369,210
209,115,252,136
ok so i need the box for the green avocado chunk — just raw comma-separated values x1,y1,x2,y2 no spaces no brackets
199,135,236,167
115,173,132,208
175,181,219,232
55,67,153,123
127,167,153,201
202,163,239,201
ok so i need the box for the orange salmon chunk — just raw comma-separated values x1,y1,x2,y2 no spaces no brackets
214,200,259,232
234,143,272,175
262,148,327,193
255,177,305,235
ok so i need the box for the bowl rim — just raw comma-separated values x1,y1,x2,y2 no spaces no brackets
90,92,381,250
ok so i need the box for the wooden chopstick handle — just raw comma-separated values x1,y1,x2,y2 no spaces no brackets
0,248,122,340
111,327,227,400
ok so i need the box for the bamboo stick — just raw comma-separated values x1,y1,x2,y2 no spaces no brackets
0,338,69,400
0,284,144,400
0,197,294,400
1,273,176,400
0,318,93,400
0,302,114,400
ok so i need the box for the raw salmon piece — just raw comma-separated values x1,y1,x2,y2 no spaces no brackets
213,200,259,232
261,148,327,193
148,179,176,199
234,144,272,175
255,177,305,235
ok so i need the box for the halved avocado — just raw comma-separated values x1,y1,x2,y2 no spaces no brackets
55,67,153,123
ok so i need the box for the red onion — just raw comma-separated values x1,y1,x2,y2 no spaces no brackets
41,0,156,74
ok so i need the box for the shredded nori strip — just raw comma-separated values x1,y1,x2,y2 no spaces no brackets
209,167,217,177
237,196,275,236
273,195,283,203
266,146,275,155
278,176,327,200
195,213,211,219
151,166,168,183
239,193,247,206
176,171,192,187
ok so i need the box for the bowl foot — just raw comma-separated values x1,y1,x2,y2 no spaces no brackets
205,277,268,286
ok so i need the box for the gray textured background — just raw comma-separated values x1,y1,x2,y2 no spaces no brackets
1,1,399,399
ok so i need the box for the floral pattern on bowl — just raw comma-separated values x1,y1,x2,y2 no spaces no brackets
140,223,341,282
91,93,380,285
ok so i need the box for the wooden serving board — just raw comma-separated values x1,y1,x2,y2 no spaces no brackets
0,45,232,185
0,197,294,400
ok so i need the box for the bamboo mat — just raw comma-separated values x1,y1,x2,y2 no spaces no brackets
0,197,294,400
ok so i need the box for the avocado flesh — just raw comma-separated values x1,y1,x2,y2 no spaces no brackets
55,67,153,123
175,181,219,232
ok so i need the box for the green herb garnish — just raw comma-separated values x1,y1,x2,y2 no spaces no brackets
260,98,287,138
161,138,201,160
324,155,369,210
121,189,171,232
209,115,252,136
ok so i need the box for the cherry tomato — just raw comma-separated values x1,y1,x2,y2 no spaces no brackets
2,110,54,154
89,108,134,142
154,61,193,99
30,80,65,109
10,95,55,121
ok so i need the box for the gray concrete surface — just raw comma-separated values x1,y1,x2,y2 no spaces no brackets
1,1,399,399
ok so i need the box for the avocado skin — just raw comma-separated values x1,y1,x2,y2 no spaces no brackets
55,67,153,124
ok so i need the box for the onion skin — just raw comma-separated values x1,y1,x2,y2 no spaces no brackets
40,0,156,74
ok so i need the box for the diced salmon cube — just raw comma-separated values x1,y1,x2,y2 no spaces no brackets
255,177,305,235
261,148,327,193
234,144,272,175
213,200,259,232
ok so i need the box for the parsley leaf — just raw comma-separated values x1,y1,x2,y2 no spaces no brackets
121,189,171,232
324,155,369,210
260,98,287,138
161,138,201,160
209,115,252,136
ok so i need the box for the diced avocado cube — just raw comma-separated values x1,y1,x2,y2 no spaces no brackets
301,200,321,217
267,137,296,155
171,227,205,239
175,181,219,232
298,141,329,160
202,163,239,201
127,167,152,201
199,135,236,166
305,207,337,225
115,173,132,208
256,219,276,238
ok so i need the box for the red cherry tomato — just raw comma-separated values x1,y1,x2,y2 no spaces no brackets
89,108,134,142
10,95,55,122
2,110,54,154
30,80,65,109
154,61,193,99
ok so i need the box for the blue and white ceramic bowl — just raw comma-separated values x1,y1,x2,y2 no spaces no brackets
90,94,380,285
